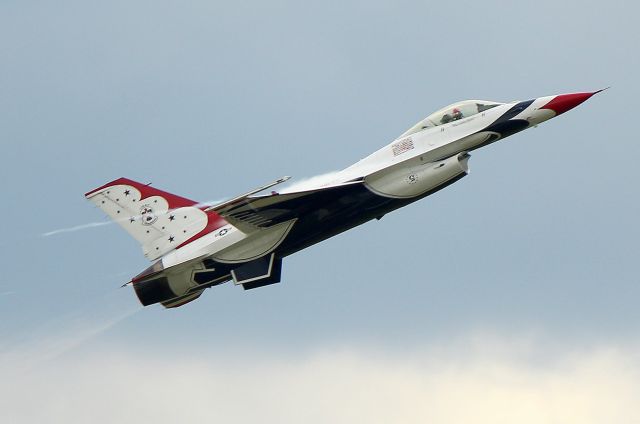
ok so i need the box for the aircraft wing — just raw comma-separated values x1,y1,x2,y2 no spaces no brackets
208,179,364,233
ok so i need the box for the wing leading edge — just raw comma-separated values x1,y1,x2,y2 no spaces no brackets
211,179,365,232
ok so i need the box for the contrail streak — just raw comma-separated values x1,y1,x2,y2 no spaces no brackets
0,289,141,372
42,221,113,237
193,199,228,209
44,198,229,238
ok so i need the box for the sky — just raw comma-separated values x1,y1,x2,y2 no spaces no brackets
1,1,639,422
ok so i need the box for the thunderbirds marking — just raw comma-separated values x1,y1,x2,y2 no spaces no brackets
86,91,602,308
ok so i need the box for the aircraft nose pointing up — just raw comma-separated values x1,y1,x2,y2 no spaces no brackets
85,90,600,308
541,90,604,116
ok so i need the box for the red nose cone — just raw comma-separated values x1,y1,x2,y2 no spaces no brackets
541,91,599,116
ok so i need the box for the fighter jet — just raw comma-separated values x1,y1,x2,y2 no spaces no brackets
86,91,601,308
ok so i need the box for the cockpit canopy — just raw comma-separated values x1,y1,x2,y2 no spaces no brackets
399,100,504,138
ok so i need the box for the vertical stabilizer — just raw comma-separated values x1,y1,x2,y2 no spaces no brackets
85,178,227,260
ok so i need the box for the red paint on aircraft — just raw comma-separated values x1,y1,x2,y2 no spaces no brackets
85,177,197,209
86,177,229,253
541,91,598,116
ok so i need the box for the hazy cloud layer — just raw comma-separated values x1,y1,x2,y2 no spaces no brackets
1,336,638,424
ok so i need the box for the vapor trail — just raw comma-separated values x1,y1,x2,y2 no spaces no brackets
193,199,228,208
1,289,141,372
44,198,229,238
42,221,113,237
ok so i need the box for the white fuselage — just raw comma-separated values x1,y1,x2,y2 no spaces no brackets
307,96,556,191
161,97,557,268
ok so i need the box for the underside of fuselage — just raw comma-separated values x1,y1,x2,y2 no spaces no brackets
132,169,471,308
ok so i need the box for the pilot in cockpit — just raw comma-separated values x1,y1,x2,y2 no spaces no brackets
440,107,464,124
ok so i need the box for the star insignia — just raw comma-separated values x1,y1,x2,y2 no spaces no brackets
168,236,174,242
124,190,130,196
169,215,175,221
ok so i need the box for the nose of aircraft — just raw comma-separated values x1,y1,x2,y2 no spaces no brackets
540,89,604,116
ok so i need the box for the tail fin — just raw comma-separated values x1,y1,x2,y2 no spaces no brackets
85,177,225,260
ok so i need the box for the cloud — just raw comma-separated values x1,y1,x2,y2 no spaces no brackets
1,335,639,423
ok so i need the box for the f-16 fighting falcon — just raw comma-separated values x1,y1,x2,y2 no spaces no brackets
86,90,602,308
